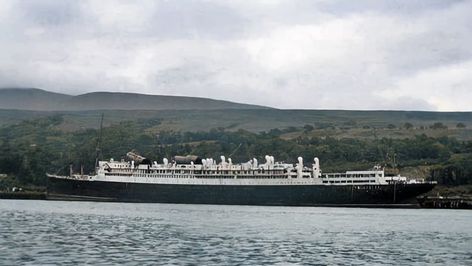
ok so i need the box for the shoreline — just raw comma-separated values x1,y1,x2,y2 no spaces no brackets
0,191,46,200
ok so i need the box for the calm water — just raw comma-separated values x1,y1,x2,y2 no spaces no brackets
0,200,471,265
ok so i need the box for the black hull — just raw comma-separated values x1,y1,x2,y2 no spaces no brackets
47,177,435,207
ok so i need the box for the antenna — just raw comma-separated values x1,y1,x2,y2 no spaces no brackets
373,128,387,167
95,113,104,169
229,143,242,158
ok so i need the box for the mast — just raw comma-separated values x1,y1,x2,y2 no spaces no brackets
95,113,104,171
228,143,242,158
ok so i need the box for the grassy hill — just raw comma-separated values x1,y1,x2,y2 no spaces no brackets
0,88,471,140
0,88,268,111
0,109,471,141
1,114,471,190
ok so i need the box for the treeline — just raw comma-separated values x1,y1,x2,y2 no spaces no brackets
0,116,471,187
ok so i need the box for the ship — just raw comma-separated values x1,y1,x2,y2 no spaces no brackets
47,152,436,206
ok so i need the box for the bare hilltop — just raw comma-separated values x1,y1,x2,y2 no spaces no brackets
0,88,268,111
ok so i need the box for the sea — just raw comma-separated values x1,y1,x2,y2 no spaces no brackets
0,200,471,265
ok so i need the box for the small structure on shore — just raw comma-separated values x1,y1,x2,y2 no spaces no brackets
417,195,472,209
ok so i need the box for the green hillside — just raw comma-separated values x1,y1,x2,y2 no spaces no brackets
0,116,471,194
0,109,471,140
1,89,470,137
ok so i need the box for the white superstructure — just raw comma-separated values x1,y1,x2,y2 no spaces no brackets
51,153,426,186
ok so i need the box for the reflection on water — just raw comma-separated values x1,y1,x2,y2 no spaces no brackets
0,200,471,265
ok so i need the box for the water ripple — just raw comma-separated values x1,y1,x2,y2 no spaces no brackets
0,200,471,265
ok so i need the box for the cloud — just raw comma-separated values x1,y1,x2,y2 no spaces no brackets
0,0,471,110
378,60,472,111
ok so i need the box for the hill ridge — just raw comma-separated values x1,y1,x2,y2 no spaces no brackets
0,88,269,111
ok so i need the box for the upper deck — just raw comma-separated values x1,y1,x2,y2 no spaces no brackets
47,152,434,186
77,155,427,186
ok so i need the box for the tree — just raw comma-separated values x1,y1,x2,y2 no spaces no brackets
456,123,466,128
430,122,448,130
403,122,414,130
303,124,314,132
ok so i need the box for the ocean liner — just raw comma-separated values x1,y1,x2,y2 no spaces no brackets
47,152,436,206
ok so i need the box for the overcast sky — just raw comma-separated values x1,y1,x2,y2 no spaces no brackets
0,0,471,111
